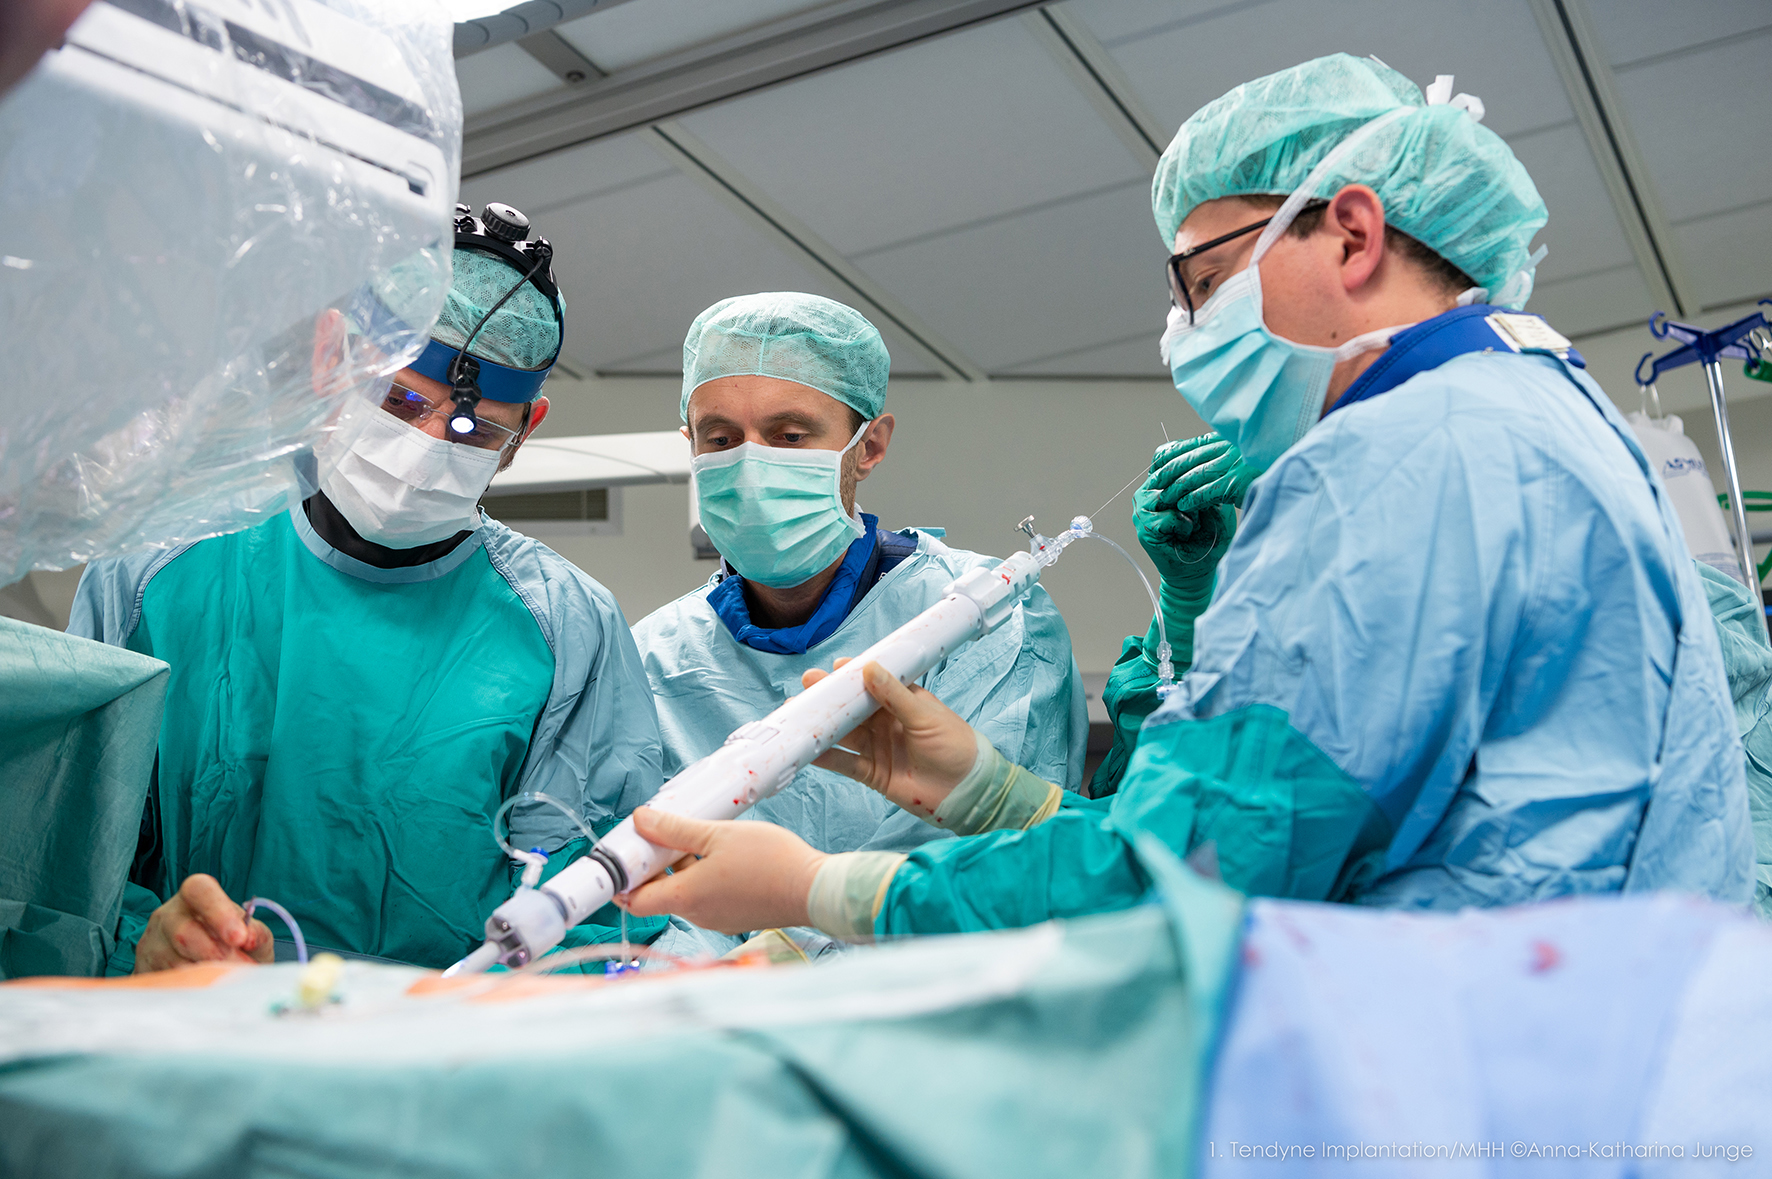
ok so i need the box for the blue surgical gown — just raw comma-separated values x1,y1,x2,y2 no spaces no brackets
69,506,663,968
632,527,1087,858
877,349,1752,934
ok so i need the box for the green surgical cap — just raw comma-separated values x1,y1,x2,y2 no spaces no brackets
376,246,563,374
680,292,890,423
1151,54,1548,308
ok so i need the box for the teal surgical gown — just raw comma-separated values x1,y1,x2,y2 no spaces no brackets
69,506,663,969
1695,560,1772,917
877,349,1752,934
633,528,1087,859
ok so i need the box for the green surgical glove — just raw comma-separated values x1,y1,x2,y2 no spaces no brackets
1134,434,1252,583
1132,433,1250,649
1092,435,1251,798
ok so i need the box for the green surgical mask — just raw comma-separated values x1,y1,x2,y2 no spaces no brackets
691,420,871,588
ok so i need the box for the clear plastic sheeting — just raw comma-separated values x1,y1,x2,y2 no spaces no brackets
0,0,463,585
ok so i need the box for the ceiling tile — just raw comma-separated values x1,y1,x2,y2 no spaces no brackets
679,18,1147,257
554,0,836,73
1503,123,1634,283
1528,263,1656,337
1674,204,1772,311
996,332,1165,378
853,181,1164,372
454,42,563,118
1611,35,1772,223
1587,0,1772,66
1057,0,1277,47
597,343,681,375
1089,0,1572,140
461,132,676,217
523,158,943,376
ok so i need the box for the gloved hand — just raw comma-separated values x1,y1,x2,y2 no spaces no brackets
1135,434,1252,645
805,659,979,822
1133,433,1252,585
619,808,828,935
1091,436,1252,798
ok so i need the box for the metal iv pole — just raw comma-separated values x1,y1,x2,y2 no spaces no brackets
1636,299,1772,642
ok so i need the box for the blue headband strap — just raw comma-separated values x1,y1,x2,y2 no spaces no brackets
409,337,554,403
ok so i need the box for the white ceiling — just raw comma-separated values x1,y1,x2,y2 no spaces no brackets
552,0,835,73
455,0,1772,382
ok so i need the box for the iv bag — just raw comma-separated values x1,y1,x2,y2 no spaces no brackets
1627,412,1741,582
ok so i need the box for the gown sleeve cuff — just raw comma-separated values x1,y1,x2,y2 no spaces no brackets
806,851,907,942
932,728,1064,836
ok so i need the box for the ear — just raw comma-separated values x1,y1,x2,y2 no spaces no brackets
519,396,549,443
1324,184,1388,294
309,309,349,397
853,413,895,482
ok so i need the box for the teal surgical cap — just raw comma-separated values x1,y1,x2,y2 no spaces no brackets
1151,54,1549,308
376,247,564,377
680,292,890,423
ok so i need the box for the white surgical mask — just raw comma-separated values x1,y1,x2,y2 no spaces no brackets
320,410,500,547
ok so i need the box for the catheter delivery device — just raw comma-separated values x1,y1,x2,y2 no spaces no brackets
446,517,1102,975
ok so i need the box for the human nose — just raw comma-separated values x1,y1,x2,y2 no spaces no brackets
412,409,451,440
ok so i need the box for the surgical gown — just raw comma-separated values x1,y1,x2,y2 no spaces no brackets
632,527,1087,860
877,349,1752,934
69,506,663,969
1695,560,1772,917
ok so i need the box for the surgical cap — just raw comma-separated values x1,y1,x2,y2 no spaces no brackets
375,246,563,374
1151,54,1548,307
680,292,890,423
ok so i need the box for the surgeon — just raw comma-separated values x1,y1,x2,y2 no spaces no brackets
616,55,1752,940
1693,562,1772,917
630,292,1086,950
70,204,663,972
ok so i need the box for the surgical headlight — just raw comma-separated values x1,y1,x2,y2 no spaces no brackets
420,201,562,436
448,356,483,435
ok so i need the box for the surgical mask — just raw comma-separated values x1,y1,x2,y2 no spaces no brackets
691,420,871,588
1158,107,1420,472
1161,264,1415,471
320,410,500,547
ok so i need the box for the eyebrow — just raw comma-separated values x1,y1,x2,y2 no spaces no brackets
693,412,828,436
760,412,826,433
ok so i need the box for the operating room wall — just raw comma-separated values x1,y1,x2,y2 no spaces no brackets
518,376,1205,676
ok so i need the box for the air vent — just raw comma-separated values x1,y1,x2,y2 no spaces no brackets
482,487,620,536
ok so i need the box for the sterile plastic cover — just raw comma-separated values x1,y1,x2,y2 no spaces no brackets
0,0,463,584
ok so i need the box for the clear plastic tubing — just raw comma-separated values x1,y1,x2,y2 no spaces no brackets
243,896,307,965
492,790,632,969
1032,516,1176,697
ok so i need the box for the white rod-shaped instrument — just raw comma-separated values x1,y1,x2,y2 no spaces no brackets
444,518,1093,975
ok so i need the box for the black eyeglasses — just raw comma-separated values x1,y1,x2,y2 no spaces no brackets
1164,215,1274,324
1166,202,1336,324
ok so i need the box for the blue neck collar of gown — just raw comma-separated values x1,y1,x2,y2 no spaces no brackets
1327,304,1585,416
710,513,881,654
